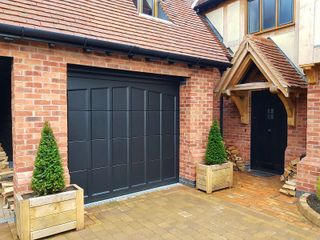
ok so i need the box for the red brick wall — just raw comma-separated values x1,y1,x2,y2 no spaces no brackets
0,40,221,193
223,92,307,169
180,69,221,182
285,93,307,164
297,66,320,193
223,97,251,163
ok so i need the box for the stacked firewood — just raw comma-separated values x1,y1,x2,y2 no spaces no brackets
279,179,296,197
280,158,300,182
0,144,9,170
279,158,300,197
0,171,14,209
226,146,246,171
0,144,14,210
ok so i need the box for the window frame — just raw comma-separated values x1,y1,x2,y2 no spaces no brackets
247,0,295,34
136,0,160,18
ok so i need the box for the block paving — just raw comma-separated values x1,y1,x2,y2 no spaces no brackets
0,172,319,240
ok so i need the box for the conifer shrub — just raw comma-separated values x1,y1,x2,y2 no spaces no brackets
317,177,320,200
32,122,65,196
205,120,227,165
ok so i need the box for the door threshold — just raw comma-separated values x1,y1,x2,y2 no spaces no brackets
248,169,279,177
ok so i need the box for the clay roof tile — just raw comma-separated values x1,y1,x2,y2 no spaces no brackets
0,0,230,64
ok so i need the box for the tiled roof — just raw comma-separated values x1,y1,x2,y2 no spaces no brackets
0,0,230,64
249,36,306,88
216,35,306,98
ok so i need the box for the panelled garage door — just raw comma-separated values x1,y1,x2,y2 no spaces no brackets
67,66,180,203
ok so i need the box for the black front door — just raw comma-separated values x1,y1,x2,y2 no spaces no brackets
251,91,287,174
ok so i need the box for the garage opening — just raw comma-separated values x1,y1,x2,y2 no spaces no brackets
67,65,182,203
0,57,13,166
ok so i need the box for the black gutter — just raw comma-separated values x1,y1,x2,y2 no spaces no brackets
194,0,226,14
0,23,231,70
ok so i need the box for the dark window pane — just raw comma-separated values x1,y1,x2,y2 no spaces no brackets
143,0,153,16
278,0,293,25
132,0,138,8
262,0,276,29
248,0,260,33
157,1,169,20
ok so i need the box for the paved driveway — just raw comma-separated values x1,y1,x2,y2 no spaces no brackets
1,183,320,240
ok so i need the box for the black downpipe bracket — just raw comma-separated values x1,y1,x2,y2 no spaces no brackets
0,23,231,70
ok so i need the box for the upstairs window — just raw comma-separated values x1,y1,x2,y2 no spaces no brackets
248,0,294,34
248,0,260,33
278,0,294,25
262,0,276,29
133,0,169,21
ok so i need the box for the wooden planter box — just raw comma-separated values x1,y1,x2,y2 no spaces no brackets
15,184,84,240
196,162,233,193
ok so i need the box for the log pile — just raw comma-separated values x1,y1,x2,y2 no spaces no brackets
279,179,296,197
226,146,246,171
0,144,9,170
0,144,14,210
280,158,300,182
279,158,300,197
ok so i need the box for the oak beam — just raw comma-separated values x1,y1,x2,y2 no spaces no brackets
277,93,296,126
230,93,249,124
228,82,272,92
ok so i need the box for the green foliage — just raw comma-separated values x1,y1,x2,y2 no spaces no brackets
32,122,65,196
317,177,320,200
205,120,227,165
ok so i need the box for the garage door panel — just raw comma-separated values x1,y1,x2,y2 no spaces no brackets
163,111,175,134
113,87,128,110
68,141,90,171
131,162,146,186
112,139,128,165
131,88,145,111
70,170,89,197
131,137,145,163
162,95,175,111
68,89,89,111
91,88,110,110
92,111,109,139
112,165,128,190
148,160,161,182
131,111,144,137
148,111,160,135
92,139,108,168
163,135,174,159
112,111,128,138
91,168,110,195
148,136,160,160
163,158,175,179
148,91,161,110
68,111,90,141
68,67,179,203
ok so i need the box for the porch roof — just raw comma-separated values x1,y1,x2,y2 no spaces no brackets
217,36,307,98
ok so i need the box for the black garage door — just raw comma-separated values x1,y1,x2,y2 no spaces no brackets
67,65,180,203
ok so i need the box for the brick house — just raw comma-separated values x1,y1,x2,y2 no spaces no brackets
0,0,231,203
0,0,319,205
194,0,320,194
